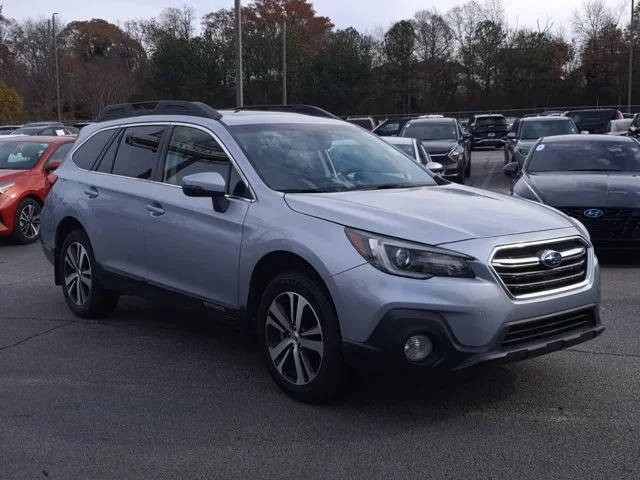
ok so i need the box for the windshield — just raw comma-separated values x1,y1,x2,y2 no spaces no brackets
520,120,577,140
392,143,416,159
528,140,640,172
610,119,632,132
0,141,50,170
229,123,436,193
11,127,42,136
401,122,457,141
476,116,506,126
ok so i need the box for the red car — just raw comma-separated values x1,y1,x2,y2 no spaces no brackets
0,136,75,243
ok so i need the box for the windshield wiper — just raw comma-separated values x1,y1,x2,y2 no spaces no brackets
352,182,432,191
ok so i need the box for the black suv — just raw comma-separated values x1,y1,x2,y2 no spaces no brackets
400,117,471,183
564,109,622,134
468,114,509,150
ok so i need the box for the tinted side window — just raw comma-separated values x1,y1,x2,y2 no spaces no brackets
47,143,73,165
72,130,116,170
112,126,166,180
95,130,122,173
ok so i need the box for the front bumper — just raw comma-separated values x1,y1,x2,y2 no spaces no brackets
328,228,602,371
343,306,603,371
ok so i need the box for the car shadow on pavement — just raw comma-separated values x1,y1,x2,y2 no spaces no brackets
99,296,518,420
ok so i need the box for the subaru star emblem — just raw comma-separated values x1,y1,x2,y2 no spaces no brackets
583,208,604,219
539,250,563,268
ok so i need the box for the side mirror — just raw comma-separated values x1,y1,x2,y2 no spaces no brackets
426,161,443,174
507,132,516,139
182,172,229,213
503,161,520,177
580,130,589,135
45,161,61,172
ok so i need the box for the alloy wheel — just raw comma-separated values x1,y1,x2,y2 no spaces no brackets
18,203,40,240
265,291,324,386
63,242,92,305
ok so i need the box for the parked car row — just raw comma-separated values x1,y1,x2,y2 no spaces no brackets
0,121,94,137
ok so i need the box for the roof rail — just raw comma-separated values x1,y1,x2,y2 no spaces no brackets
96,100,223,122
235,104,340,120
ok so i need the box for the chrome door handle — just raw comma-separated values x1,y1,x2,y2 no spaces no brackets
146,202,165,217
84,186,98,198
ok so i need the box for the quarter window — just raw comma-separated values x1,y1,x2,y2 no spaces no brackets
95,130,122,173
72,129,116,170
112,126,166,180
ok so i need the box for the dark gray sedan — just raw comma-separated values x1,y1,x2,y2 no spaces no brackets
505,135,640,250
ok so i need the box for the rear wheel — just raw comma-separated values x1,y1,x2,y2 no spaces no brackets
59,229,119,318
257,271,344,403
12,198,41,244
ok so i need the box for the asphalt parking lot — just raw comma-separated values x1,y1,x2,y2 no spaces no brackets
1,149,639,479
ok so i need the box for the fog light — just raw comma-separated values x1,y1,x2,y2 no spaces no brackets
404,334,433,362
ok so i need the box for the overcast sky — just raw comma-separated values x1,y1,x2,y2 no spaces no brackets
2,0,629,36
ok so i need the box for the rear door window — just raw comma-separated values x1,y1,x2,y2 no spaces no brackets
112,126,167,180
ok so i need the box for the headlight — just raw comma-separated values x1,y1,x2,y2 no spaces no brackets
345,228,475,279
448,146,464,162
0,182,15,195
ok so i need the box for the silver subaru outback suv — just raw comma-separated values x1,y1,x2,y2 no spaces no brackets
40,101,603,402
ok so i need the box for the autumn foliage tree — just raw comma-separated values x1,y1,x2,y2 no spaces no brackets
0,0,637,119
0,82,24,122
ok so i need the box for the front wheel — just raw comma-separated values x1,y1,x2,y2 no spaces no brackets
257,271,344,403
12,198,41,244
465,159,471,177
59,229,119,318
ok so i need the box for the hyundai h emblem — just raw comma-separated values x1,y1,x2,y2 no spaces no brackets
583,208,604,219
539,250,563,268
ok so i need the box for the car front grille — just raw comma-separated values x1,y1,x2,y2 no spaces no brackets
490,237,589,298
500,308,597,350
557,207,640,244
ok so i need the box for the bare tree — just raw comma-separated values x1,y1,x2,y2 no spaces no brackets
572,0,620,43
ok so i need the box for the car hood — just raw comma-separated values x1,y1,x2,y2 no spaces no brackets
285,184,572,245
0,169,27,183
418,140,457,155
528,172,640,208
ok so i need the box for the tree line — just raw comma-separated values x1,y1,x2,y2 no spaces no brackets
0,0,637,122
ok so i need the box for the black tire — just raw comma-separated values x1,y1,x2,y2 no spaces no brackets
257,271,344,403
12,198,41,244
456,168,465,184
58,229,119,318
465,158,471,178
